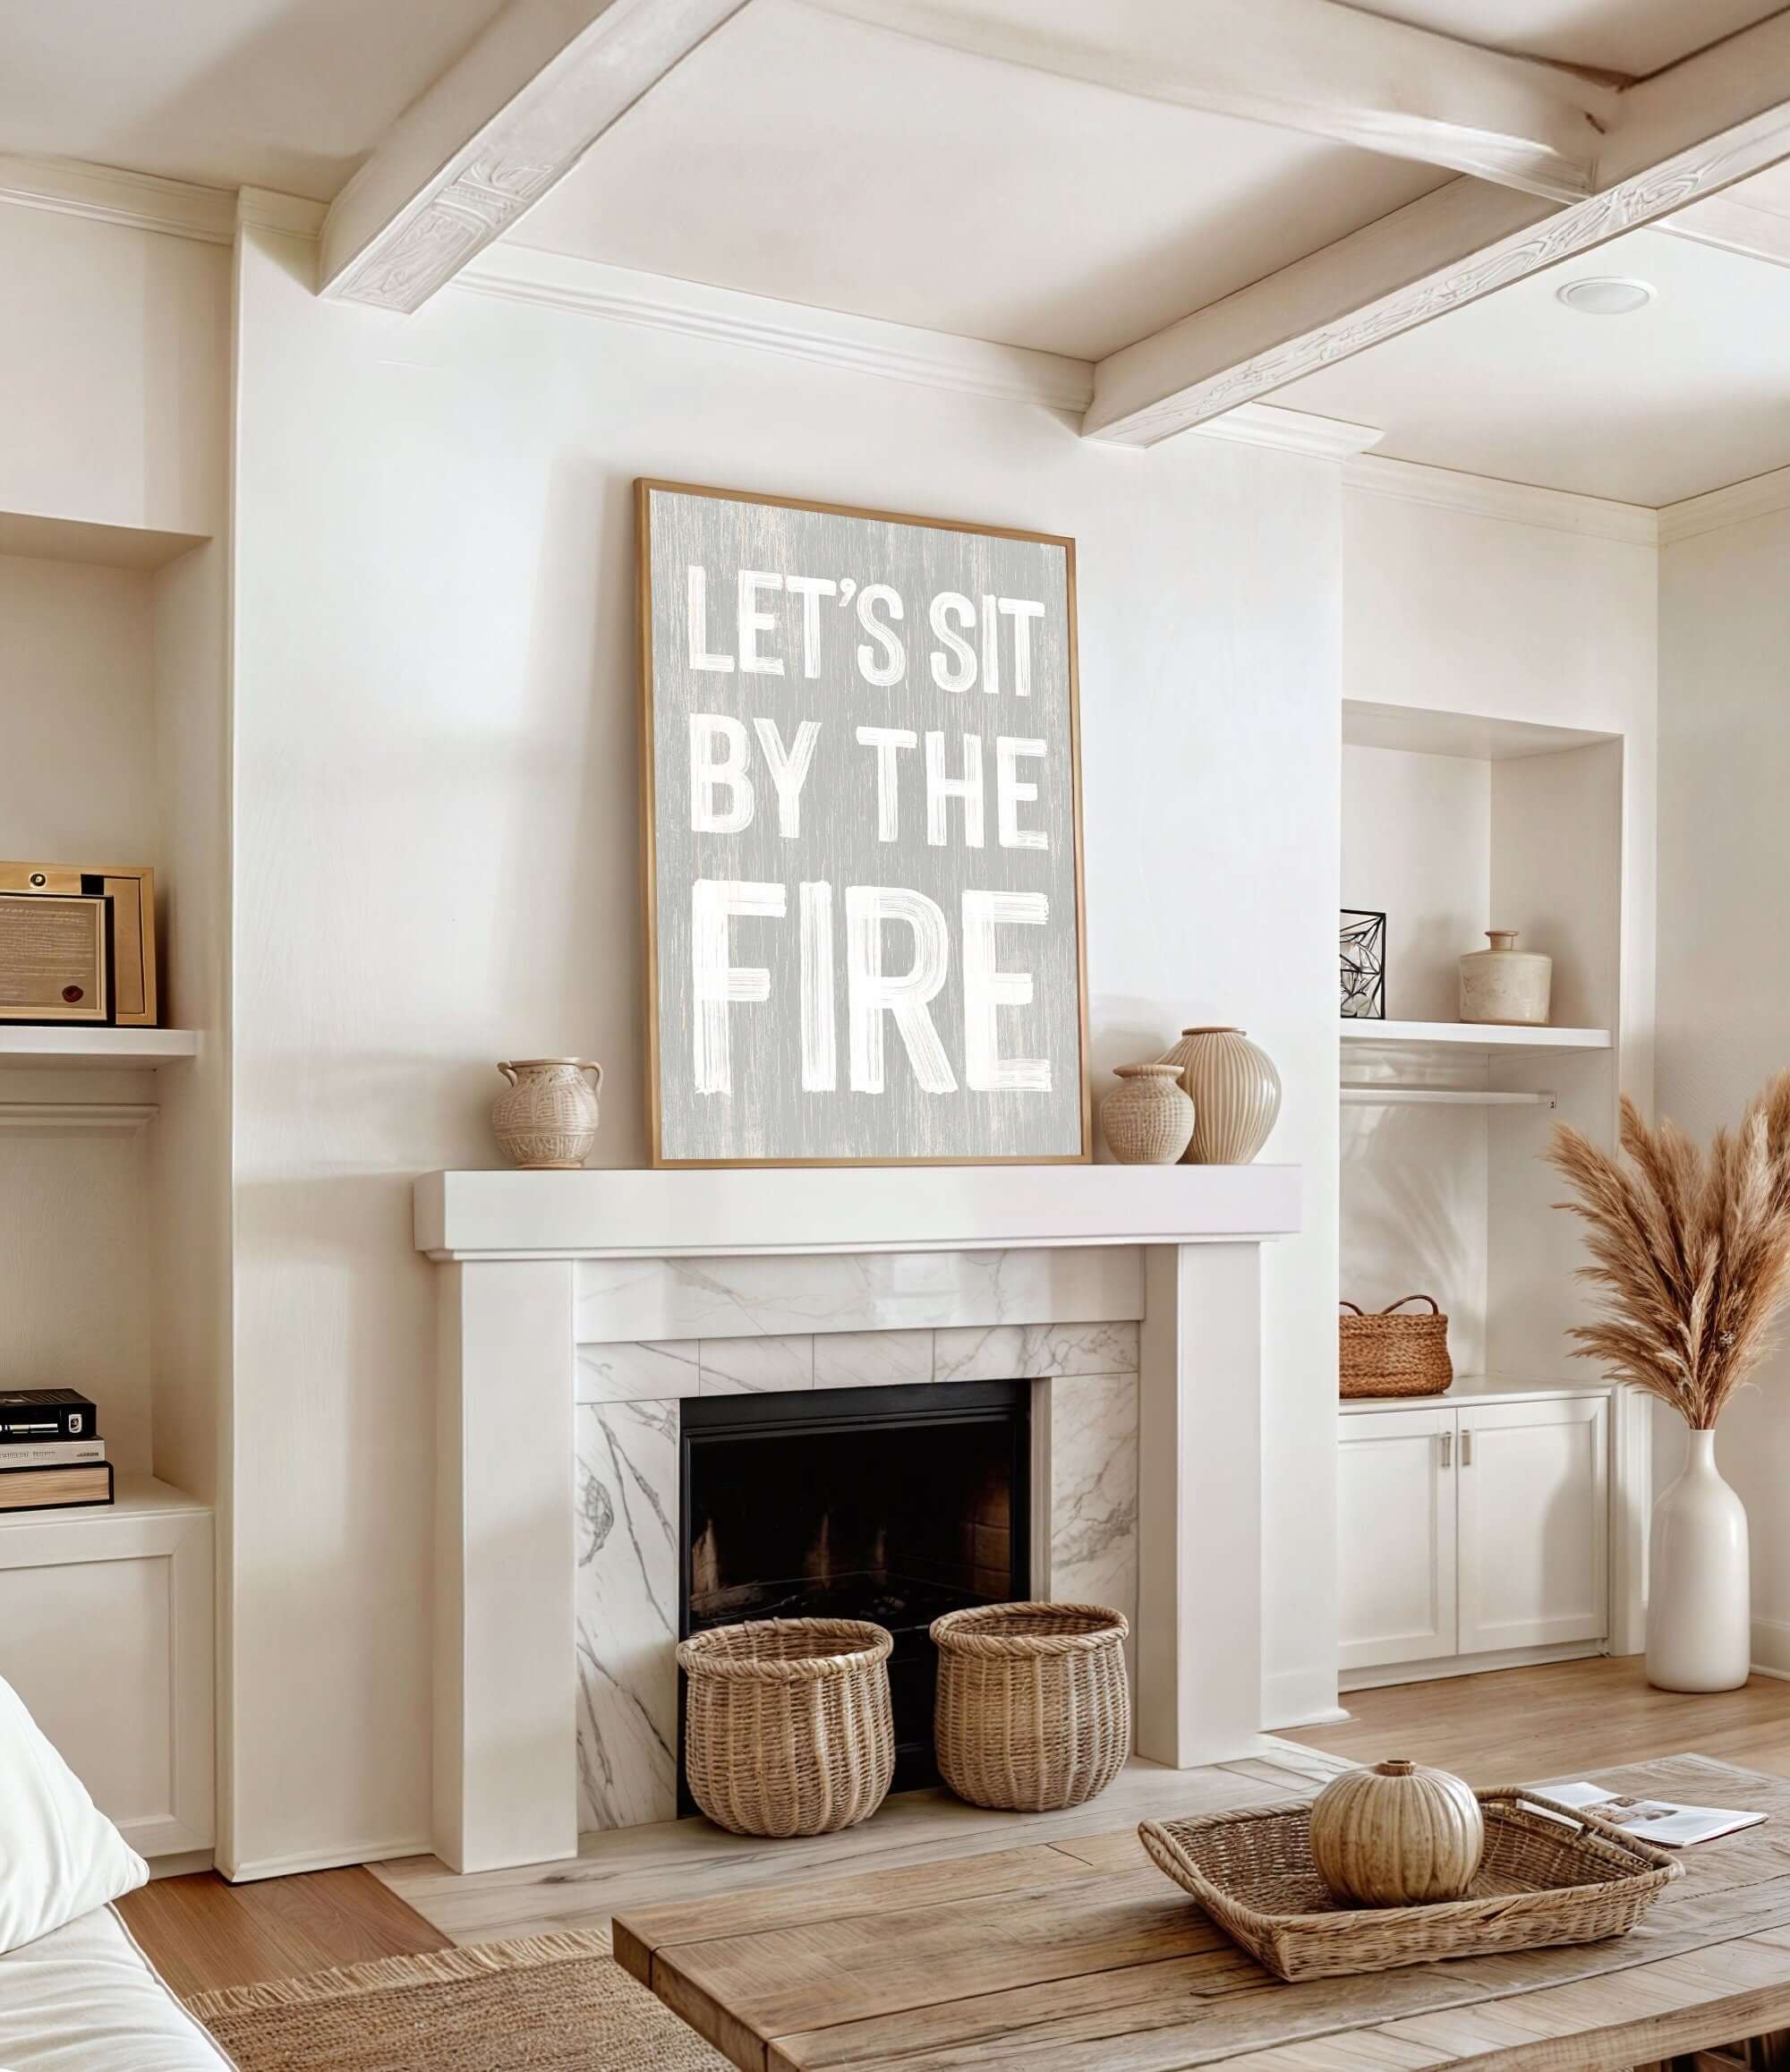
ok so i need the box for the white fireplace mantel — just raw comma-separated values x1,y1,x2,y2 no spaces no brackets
416,1164,1301,1873
414,1162,1302,1260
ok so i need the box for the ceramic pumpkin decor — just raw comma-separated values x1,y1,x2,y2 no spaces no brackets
1308,1759,1485,1906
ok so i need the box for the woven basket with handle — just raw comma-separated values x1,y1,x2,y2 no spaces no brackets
678,1616,893,1838
931,1601,1130,1812
1139,1786,1680,1982
1339,1294,1453,1398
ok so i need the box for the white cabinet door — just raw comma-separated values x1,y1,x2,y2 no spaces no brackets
1457,1396,1608,1656
1338,1408,1458,1671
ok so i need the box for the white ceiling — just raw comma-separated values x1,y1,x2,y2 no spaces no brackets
0,0,507,199
509,0,1448,361
1274,213,1790,507
1354,0,1782,76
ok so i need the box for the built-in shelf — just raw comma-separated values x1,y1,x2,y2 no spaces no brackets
1342,1019,1611,1058
0,508,209,572
0,1475,209,1551
0,1102,158,1133
1340,1374,1615,1413
1341,1085,1555,1109
0,1027,199,1070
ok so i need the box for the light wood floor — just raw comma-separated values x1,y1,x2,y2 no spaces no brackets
122,1656,1790,1996
1282,1657,1790,1786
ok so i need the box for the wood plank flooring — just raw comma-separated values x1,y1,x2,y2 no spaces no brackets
1283,1658,1790,1786
116,1864,450,1999
118,1657,1790,1998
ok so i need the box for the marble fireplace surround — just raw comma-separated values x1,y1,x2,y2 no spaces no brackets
415,1164,1301,1875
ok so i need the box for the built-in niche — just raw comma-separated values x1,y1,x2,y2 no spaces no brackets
678,1379,1030,1805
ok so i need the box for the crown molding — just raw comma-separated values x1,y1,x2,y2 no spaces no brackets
237,188,328,239
1658,465,1790,545
0,153,234,244
1189,402,1383,460
453,243,1385,459
454,245,1096,411
1343,454,1659,544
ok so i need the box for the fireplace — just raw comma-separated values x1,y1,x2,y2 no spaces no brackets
678,1379,1031,1806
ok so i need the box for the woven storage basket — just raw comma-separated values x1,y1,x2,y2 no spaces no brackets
1339,1294,1453,1398
931,1602,1130,1813
1140,1786,1680,1982
677,1616,894,1838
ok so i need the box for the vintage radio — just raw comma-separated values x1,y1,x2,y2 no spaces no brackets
0,863,158,1027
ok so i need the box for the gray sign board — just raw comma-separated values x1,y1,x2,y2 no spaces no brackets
638,481,1089,1166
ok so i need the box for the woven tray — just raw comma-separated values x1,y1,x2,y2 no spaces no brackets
1140,1787,1682,1982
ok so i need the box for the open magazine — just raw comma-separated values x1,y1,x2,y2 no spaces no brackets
1530,1779,1765,1847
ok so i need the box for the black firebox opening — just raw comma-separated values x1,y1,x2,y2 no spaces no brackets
678,1378,1031,1811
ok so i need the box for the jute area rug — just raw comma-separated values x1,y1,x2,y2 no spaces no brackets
186,1931,730,2072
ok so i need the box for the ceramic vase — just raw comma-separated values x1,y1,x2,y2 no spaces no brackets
1159,1027,1282,1165
1647,1428,1750,1693
1100,1062,1196,1164
1458,930,1553,1027
491,1058,603,1169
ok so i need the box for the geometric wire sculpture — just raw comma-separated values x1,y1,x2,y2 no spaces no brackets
1340,908,1386,1019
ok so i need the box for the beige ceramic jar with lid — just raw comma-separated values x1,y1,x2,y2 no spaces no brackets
1458,930,1552,1027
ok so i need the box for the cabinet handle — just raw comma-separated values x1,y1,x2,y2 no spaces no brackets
1462,1428,1474,1467
1439,1430,1453,1469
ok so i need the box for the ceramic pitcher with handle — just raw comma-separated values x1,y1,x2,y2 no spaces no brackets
491,1058,603,1169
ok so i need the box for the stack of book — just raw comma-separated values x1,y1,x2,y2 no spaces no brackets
0,1390,111,1512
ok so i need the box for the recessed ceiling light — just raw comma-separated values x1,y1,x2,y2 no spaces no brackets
1556,277,1656,316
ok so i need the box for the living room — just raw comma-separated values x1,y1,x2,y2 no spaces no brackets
6,1,1790,2066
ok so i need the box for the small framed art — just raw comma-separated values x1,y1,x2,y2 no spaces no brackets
1341,908,1386,1020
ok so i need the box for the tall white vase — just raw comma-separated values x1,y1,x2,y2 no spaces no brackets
1647,1428,1750,1693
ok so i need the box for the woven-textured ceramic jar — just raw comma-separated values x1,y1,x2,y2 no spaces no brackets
1160,1027,1282,1164
1099,1062,1196,1164
1458,930,1552,1027
1308,1758,1485,1906
491,1059,603,1169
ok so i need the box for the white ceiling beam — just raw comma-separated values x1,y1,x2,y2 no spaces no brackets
320,0,749,313
1658,192,1790,272
1086,11,1790,447
801,0,1619,201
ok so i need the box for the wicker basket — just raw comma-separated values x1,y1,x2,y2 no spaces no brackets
677,1617,894,1838
931,1602,1130,1812
1340,1294,1453,1398
1140,1787,1681,1982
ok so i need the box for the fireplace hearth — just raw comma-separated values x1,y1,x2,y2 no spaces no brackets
678,1379,1031,1807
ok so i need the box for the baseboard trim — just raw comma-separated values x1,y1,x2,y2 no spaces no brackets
1342,1641,1603,1692
1751,1617,1790,1679
219,1835,432,1884
1261,1667,1344,1731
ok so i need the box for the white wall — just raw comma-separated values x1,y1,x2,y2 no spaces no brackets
0,204,226,537
226,221,1342,1868
1658,505,1790,1672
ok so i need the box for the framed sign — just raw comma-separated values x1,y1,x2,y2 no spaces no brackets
637,480,1088,1167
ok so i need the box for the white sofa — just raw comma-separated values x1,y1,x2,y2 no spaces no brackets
0,1675,225,2069
0,1907,230,2070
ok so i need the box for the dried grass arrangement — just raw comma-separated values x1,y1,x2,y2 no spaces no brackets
1547,1074,1790,1428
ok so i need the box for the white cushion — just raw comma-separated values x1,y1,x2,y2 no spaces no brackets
0,1674,146,1953
0,1904,231,2070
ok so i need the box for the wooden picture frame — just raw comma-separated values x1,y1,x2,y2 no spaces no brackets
636,479,1090,1168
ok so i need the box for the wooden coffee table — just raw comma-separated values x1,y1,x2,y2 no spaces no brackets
616,1756,1790,2070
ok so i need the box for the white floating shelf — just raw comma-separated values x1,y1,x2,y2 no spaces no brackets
0,1027,199,1070
1341,1085,1555,1109
1341,1019,1610,1058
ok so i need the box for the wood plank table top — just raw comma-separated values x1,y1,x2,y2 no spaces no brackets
615,1756,1790,2072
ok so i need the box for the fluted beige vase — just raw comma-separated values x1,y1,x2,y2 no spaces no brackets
1160,1027,1282,1164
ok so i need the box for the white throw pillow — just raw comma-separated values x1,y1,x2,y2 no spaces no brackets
0,1674,146,1953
